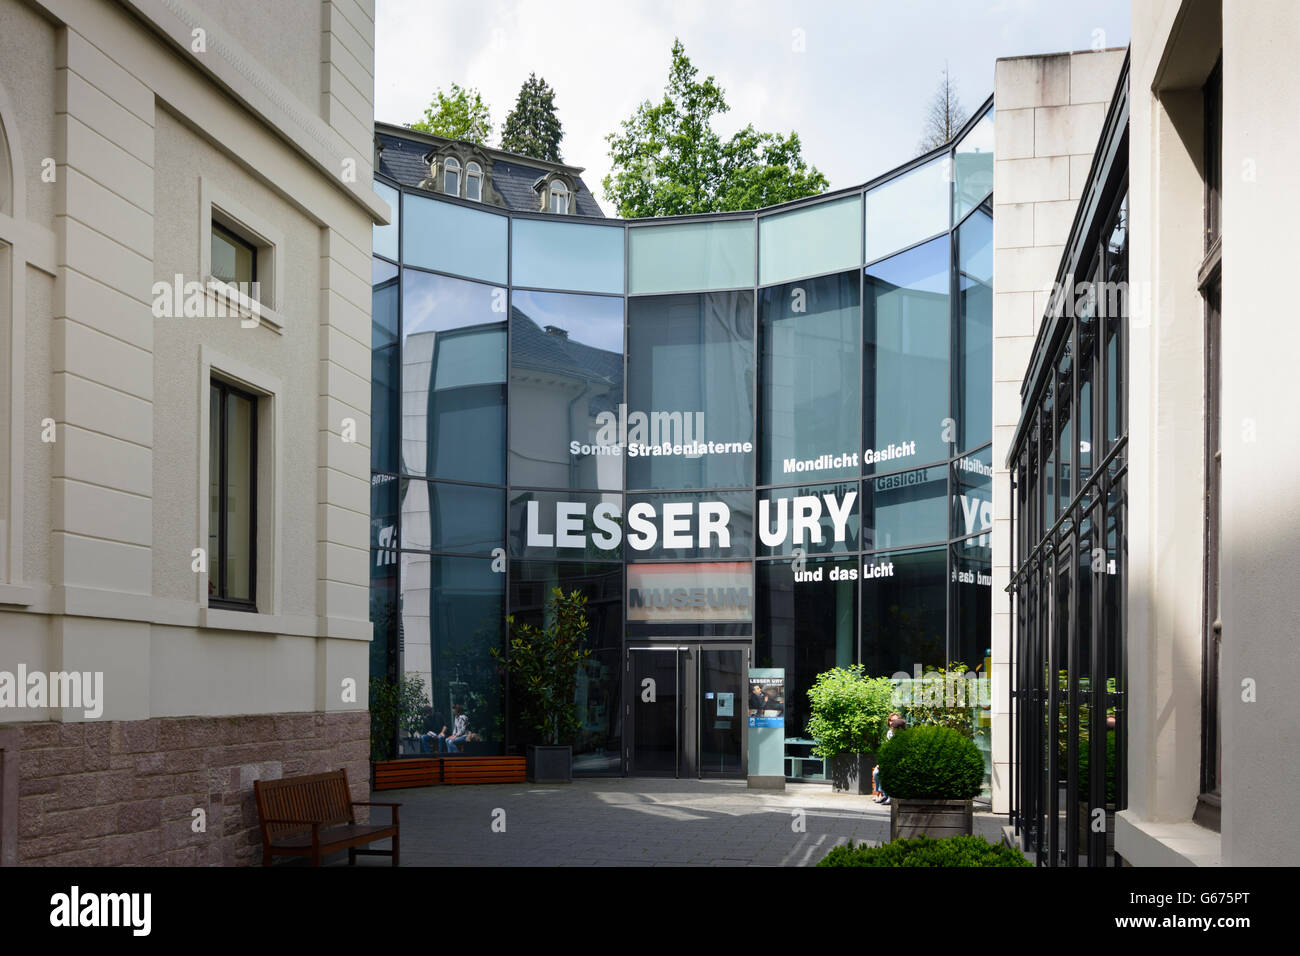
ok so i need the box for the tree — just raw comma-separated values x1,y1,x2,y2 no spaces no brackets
604,39,828,218
410,83,492,144
494,589,592,746
918,63,970,152
501,73,563,162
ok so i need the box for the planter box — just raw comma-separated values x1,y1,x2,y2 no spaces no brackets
831,753,874,794
890,798,973,840
526,745,572,783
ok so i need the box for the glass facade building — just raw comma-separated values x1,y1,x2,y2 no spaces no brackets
370,101,995,780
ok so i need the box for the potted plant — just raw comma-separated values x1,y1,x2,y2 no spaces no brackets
494,587,592,783
877,724,984,839
806,666,894,794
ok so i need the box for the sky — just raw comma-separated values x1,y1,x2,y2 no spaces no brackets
374,0,1131,216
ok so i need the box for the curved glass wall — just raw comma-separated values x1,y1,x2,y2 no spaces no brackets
370,101,995,778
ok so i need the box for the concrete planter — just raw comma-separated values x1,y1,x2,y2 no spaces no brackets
831,753,874,794
890,798,973,840
526,745,572,783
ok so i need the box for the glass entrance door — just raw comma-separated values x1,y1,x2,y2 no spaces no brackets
697,648,745,777
628,647,682,776
626,643,748,778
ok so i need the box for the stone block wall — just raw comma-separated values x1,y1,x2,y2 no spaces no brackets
13,711,370,866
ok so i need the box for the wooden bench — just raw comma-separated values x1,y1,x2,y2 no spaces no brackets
373,755,526,790
254,769,400,867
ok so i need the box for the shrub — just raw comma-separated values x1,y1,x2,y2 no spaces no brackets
877,725,984,799
805,666,895,758
817,835,1032,867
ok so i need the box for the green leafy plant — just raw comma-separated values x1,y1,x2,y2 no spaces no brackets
877,725,985,799
817,835,1031,867
806,666,895,758
899,663,980,737
368,673,431,762
410,83,492,143
603,39,827,217
493,588,593,746
501,73,563,162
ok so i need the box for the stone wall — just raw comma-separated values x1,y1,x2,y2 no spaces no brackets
13,711,370,866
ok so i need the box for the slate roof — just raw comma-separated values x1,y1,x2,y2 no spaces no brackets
376,127,605,218
508,307,623,389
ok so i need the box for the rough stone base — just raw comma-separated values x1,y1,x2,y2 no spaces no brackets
13,711,370,866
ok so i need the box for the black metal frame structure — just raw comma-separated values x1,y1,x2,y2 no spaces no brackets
1007,54,1130,866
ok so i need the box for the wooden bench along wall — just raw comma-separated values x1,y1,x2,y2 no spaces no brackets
373,755,526,791
254,769,401,866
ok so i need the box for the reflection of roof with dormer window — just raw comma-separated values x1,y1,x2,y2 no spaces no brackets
375,123,604,217
508,307,622,388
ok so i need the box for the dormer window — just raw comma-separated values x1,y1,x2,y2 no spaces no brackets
549,181,569,214
465,162,483,202
443,157,460,196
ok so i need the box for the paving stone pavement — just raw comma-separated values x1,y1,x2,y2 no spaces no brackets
319,778,1005,867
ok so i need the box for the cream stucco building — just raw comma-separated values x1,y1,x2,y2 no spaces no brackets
0,0,386,865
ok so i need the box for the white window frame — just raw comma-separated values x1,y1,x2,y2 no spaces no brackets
199,177,285,334
443,156,461,197
465,161,482,202
549,181,569,214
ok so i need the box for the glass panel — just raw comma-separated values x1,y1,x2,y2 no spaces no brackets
400,479,504,554
952,445,993,543
511,219,624,294
508,290,625,491
952,543,992,670
211,224,255,286
861,546,946,678
369,543,399,686
699,649,745,775
953,112,994,221
626,291,755,490
864,465,947,551
864,236,951,471
758,195,861,286
632,650,679,774
401,269,506,483
625,490,753,560
373,180,399,261
957,205,993,452
865,155,950,263
403,192,507,284
509,560,623,772
507,489,623,560
629,218,755,293
626,561,753,624
757,481,858,557
371,472,399,552
371,259,400,473
223,390,255,601
758,270,861,485
401,553,505,755
755,556,857,765
1057,344,1073,516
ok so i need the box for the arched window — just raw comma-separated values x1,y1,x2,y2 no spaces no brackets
549,180,569,214
443,156,460,196
465,162,483,202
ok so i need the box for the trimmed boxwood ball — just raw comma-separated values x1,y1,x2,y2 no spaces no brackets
817,835,1031,867
877,725,984,799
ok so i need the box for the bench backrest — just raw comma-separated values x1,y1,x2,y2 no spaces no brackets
254,769,355,839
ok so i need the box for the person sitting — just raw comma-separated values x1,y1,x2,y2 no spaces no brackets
444,704,470,754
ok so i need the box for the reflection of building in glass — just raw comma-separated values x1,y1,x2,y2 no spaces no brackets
369,99,997,783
